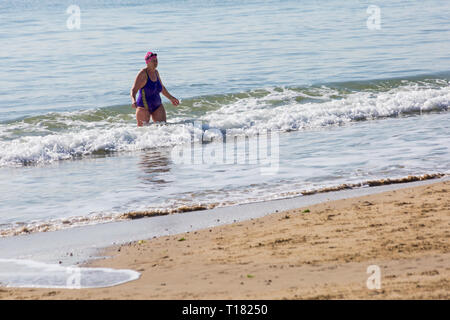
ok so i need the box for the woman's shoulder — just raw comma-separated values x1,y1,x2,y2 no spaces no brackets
136,68,148,79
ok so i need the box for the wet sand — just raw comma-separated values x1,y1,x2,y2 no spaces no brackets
1,180,449,299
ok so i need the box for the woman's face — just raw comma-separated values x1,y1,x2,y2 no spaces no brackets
147,57,158,68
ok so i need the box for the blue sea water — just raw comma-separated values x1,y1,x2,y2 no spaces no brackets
0,0,449,235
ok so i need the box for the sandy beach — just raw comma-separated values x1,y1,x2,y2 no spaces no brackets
1,179,449,300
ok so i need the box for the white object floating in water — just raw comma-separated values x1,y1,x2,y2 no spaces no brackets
0,259,140,289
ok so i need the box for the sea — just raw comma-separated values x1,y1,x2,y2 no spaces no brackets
0,0,449,237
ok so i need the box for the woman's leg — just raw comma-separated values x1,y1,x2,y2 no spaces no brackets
151,104,166,122
136,107,150,126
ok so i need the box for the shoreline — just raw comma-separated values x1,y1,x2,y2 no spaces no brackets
1,178,449,299
1,173,446,238
0,175,448,267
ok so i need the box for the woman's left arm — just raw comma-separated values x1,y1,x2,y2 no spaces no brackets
157,71,180,106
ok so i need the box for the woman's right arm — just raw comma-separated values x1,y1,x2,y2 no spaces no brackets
130,70,147,108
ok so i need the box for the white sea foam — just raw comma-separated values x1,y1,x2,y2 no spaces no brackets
0,258,140,289
201,84,450,134
0,84,448,166
0,123,199,166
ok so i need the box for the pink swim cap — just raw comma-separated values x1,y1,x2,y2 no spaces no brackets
145,51,157,62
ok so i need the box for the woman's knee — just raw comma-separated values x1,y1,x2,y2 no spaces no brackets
136,107,150,126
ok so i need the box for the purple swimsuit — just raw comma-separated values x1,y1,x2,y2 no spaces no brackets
136,70,162,113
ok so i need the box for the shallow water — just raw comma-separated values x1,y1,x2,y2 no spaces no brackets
0,259,140,289
0,0,449,235
0,109,448,235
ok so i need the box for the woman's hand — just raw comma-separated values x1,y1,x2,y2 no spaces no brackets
131,102,138,109
170,97,180,106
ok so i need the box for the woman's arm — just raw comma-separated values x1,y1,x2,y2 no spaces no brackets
156,70,180,106
130,70,147,108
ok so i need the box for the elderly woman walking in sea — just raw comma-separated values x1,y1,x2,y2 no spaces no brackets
130,51,179,126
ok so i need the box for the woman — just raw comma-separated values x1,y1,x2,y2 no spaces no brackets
130,51,179,126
